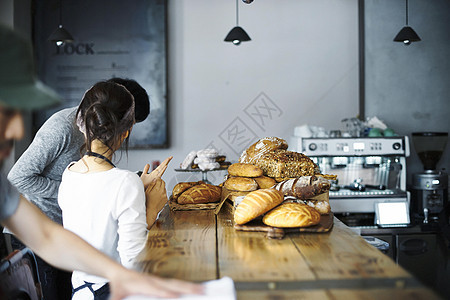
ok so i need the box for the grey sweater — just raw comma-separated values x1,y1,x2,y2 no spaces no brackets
7,107,84,225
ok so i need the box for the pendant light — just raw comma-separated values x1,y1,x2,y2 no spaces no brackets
393,0,421,45
224,0,251,45
48,0,74,46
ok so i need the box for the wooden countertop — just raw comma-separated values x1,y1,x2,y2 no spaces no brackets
136,203,442,299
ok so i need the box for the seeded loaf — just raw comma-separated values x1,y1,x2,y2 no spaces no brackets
255,149,319,179
239,137,288,164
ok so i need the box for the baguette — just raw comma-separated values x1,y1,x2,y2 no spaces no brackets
275,176,330,199
234,188,284,225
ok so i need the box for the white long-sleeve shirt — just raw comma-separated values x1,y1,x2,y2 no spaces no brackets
58,165,148,298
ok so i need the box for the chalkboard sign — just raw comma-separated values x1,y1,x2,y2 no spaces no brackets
33,0,168,148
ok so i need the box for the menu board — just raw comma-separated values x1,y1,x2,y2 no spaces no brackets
33,0,168,148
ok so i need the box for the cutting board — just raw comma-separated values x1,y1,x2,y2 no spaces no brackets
216,187,334,239
234,212,334,239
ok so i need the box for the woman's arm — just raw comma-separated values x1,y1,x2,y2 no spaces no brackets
7,110,77,198
2,196,202,299
145,178,169,229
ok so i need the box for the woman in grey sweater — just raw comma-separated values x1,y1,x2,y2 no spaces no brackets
6,78,151,300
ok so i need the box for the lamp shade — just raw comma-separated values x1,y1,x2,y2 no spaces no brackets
48,25,74,46
224,26,251,45
394,26,421,45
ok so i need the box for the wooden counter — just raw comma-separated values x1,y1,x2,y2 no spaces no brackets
136,203,442,299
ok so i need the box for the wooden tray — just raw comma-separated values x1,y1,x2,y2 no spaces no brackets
168,196,220,211
234,212,334,239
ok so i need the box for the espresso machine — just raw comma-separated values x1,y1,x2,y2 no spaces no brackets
411,132,448,225
291,136,410,227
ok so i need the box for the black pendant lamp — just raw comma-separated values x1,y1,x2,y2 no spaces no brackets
48,0,74,46
393,0,421,45
224,0,251,45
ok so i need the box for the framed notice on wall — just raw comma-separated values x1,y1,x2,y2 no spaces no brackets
33,0,168,148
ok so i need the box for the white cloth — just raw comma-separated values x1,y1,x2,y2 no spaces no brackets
58,166,148,298
124,277,236,300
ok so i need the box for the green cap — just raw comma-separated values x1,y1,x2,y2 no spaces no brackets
0,24,61,110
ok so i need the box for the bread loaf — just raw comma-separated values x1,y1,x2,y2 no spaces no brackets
305,200,331,215
224,177,258,192
172,181,204,200
275,176,330,199
228,163,263,178
255,149,319,179
239,137,288,164
234,188,284,225
262,202,321,228
254,176,276,189
177,183,222,204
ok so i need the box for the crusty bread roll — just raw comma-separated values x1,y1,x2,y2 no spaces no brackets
262,202,321,228
254,176,276,189
177,183,222,204
305,200,331,215
239,137,288,164
275,176,330,199
234,188,284,225
228,163,263,178
224,177,258,192
172,181,204,200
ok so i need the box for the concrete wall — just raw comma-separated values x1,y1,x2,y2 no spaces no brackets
120,0,360,189
364,0,450,190
3,0,364,190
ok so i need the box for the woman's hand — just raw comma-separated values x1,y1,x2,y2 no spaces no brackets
109,269,204,300
145,178,169,228
140,156,172,189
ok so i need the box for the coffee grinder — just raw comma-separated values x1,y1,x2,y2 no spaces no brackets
411,132,448,225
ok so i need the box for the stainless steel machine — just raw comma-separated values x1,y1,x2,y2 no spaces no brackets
411,132,448,224
291,136,410,227
291,136,449,297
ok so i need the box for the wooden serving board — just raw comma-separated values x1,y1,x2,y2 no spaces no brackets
168,196,220,211
234,212,334,239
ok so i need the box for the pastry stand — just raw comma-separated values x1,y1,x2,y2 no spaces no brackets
174,168,227,184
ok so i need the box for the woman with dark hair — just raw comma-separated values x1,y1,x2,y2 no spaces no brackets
58,81,159,300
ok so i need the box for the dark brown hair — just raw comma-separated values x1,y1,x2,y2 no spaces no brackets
76,81,135,157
